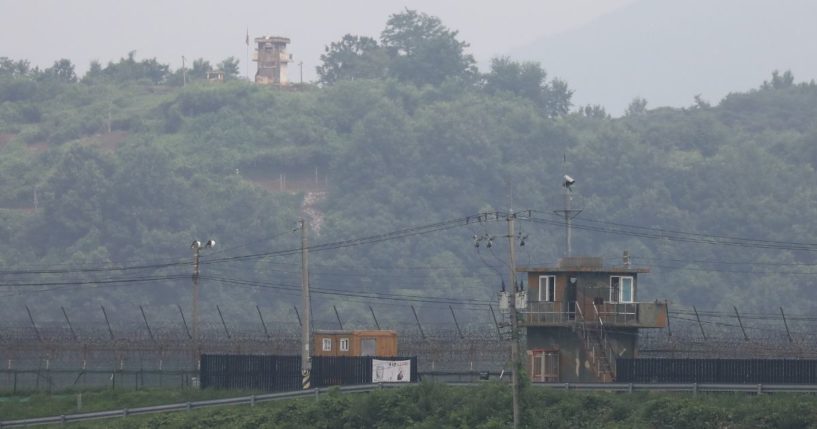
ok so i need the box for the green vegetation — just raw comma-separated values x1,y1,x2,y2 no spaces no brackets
0,388,258,421
0,9,816,326
6,383,817,428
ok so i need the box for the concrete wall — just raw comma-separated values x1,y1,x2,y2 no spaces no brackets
526,327,638,382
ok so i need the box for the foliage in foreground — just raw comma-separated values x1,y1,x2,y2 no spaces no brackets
7,383,815,429
0,388,258,421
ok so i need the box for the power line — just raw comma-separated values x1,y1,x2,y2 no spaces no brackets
524,212,817,252
0,274,190,297
201,275,494,307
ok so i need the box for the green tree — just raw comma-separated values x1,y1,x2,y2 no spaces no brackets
581,104,610,119
762,69,795,90
316,35,387,85
380,9,477,86
42,58,77,83
218,57,240,80
625,97,648,116
0,57,33,77
102,51,170,84
81,60,104,83
483,56,573,117
189,58,212,81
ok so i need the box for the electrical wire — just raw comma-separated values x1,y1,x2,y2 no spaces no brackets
524,212,817,252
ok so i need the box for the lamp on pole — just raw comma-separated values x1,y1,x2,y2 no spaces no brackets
191,239,215,371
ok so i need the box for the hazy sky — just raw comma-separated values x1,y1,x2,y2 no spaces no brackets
0,0,634,80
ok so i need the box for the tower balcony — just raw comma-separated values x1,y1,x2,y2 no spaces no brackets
522,301,667,329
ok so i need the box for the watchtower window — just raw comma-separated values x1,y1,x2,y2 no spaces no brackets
539,275,556,302
322,338,332,351
610,276,634,303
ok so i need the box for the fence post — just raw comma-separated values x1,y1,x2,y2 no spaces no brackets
140,305,155,342
62,306,78,341
780,307,793,343
216,305,232,339
101,305,115,340
294,305,302,327
177,305,192,339
693,306,707,340
449,306,464,339
733,306,749,341
333,305,344,330
489,304,501,339
256,306,270,339
411,305,426,340
25,305,42,342
369,305,381,330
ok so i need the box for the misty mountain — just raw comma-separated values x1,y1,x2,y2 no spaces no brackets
512,0,817,114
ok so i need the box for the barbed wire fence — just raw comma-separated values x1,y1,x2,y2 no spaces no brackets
4,302,817,392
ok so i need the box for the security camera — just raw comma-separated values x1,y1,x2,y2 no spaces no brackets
191,240,201,249
205,239,216,248
563,175,575,187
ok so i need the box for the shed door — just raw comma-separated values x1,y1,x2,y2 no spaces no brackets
361,338,376,356
529,350,560,382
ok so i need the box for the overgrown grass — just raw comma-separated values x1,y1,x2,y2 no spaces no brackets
0,387,259,421
5,383,817,428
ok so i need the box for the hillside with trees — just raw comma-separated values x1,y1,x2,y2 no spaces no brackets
1,10,816,330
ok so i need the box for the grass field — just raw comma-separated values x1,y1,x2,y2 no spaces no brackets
5,383,817,428
0,387,258,421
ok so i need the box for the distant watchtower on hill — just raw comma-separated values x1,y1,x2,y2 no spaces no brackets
253,36,291,85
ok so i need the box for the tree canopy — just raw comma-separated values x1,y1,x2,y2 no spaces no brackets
0,10,815,331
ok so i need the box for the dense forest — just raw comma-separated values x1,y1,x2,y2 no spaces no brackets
1,10,816,331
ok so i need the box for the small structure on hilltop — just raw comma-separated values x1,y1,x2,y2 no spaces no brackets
253,36,292,85
206,70,224,82
312,330,398,357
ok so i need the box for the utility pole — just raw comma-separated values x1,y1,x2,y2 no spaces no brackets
299,219,312,389
506,210,520,429
553,174,580,257
191,239,215,372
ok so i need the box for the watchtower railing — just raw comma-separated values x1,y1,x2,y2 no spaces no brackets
523,301,575,325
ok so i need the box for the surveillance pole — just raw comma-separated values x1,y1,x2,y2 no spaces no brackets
192,242,200,371
191,240,214,373
506,210,520,429
553,177,581,257
299,219,312,389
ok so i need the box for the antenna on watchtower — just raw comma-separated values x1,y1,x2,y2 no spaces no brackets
553,154,582,256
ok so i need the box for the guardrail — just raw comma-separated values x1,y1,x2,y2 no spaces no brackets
6,382,817,427
532,382,817,394
0,383,403,428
